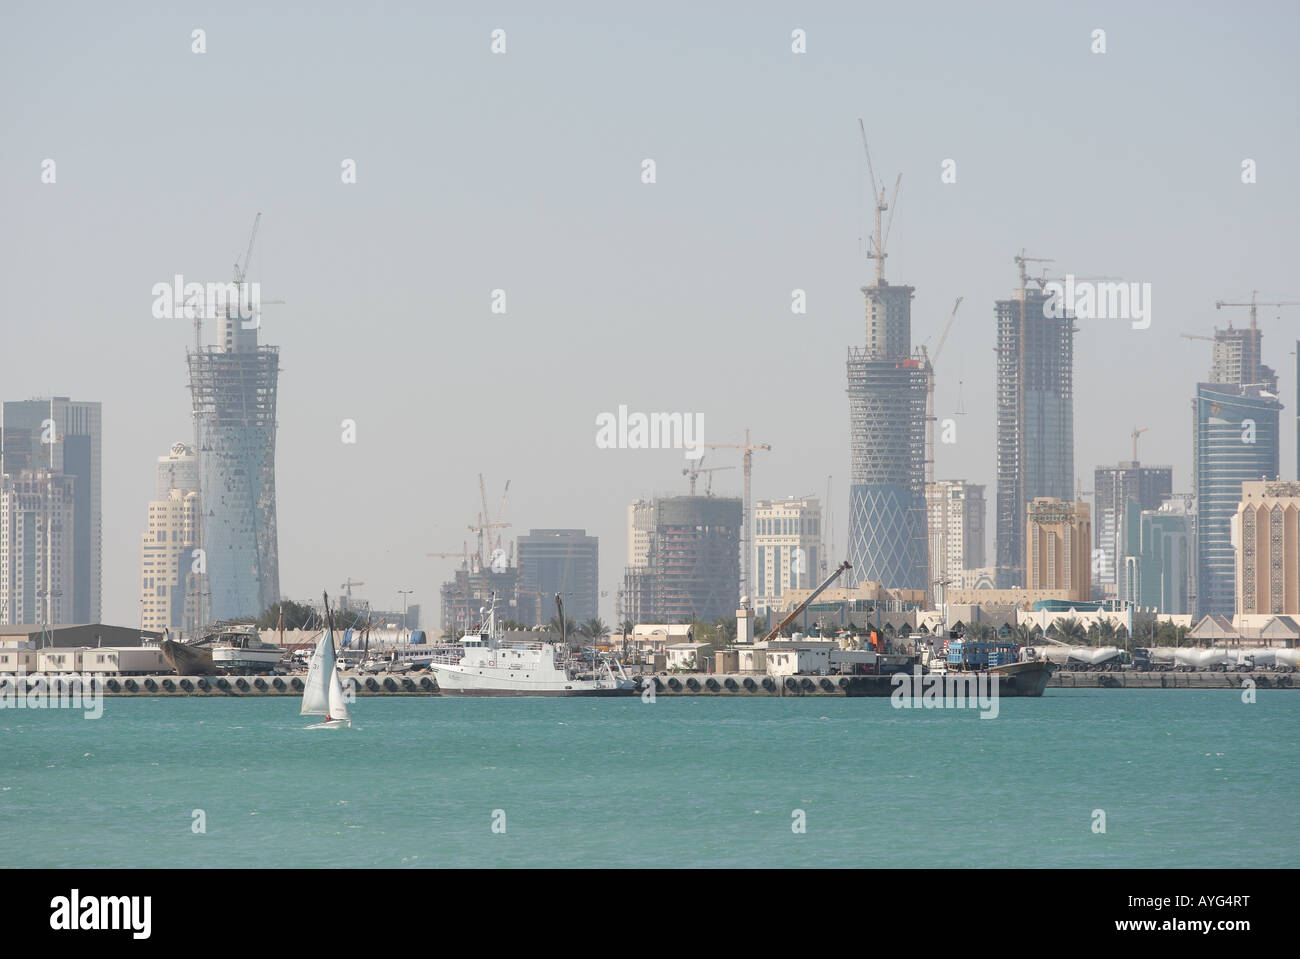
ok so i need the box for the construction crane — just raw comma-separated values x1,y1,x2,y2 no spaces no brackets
702,428,771,603
859,119,901,285
922,296,963,485
1130,426,1148,462
1014,249,1054,295
682,457,735,496
1215,292,1300,379
1180,333,1215,343
339,579,364,610
760,560,851,643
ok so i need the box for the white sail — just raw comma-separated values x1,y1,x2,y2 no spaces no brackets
301,627,335,716
327,665,351,723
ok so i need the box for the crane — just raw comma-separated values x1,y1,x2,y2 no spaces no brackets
1180,333,1215,342
339,579,364,610
1215,292,1300,380
922,296,963,485
859,119,901,285
759,560,851,644
702,428,771,603
682,457,735,496
1014,249,1054,295
1130,426,1148,463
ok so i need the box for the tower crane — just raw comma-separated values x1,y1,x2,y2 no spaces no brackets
682,457,735,496
922,296,963,486
858,119,901,286
702,429,771,603
1130,426,1148,463
1214,292,1300,379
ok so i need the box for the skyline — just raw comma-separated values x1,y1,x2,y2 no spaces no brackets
3,3,1298,627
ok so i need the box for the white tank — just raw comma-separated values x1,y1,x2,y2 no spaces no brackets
1173,648,1229,668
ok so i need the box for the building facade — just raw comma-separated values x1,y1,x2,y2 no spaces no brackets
155,442,199,499
0,470,77,625
0,397,102,622
516,528,599,626
139,488,202,635
1194,383,1281,617
994,284,1075,588
1236,481,1300,616
188,310,280,623
925,481,986,599
1093,462,1173,600
1025,497,1091,603
754,497,821,611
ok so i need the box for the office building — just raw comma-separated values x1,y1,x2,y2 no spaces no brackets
754,497,821,611
0,397,102,622
0,470,77,625
1094,462,1173,600
1025,497,1091,603
516,528,599,626
1119,495,1195,614
623,495,741,624
925,481,985,599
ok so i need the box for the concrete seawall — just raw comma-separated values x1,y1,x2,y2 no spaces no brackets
31,673,440,697
1048,670,1294,689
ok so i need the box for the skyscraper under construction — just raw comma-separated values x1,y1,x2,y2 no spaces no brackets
187,261,280,625
994,257,1076,587
845,128,927,591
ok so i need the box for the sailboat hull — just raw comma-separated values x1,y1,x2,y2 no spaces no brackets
305,719,351,729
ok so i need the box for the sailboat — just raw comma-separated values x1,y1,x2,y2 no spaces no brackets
302,591,352,729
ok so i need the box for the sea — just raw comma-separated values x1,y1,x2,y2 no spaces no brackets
2,689,1296,868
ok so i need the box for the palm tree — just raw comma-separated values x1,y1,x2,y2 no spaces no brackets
1098,619,1116,643
580,618,609,643
1051,616,1087,644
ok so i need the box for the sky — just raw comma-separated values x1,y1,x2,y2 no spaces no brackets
3,1,1298,628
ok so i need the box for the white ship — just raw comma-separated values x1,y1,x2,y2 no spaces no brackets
430,601,637,697
210,625,285,673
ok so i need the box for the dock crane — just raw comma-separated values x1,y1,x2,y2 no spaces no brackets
759,561,852,644
702,429,771,603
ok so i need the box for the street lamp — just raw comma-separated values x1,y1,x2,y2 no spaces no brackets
398,589,413,644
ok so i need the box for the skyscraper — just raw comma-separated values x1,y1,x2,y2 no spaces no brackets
139,488,201,635
188,307,280,623
0,397,102,622
1119,496,1195,615
1194,383,1280,617
0,470,76,625
516,529,599,626
1093,462,1173,600
994,268,1075,587
844,167,927,592
156,442,199,499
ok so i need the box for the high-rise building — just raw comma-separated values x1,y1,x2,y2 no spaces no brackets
516,529,599,626
1093,462,1173,599
1235,480,1300,616
139,488,202,635
925,481,985,598
1119,495,1195,614
1194,383,1281,617
1209,326,1277,392
754,497,820,611
440,564,519,635
156,442,199,499
1025,498,1091,603
1,470,77,625
623,495,741,624
845,281,927,590
0,398,102,622
188,308,280,623
994,277,1075,587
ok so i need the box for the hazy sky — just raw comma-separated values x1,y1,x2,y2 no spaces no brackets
4,2,1298,628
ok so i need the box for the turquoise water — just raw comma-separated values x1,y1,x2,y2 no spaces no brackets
2,690,1297,868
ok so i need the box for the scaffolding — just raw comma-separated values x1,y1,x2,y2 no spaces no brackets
187,342,280,625
621,496,741,624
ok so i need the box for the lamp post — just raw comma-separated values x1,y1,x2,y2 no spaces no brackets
398,589,413,645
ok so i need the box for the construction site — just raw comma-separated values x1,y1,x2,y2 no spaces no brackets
186,215,281,624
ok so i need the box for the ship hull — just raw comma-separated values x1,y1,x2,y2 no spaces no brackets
841,661,1052,698
160,639,217,676
430,665,636,697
